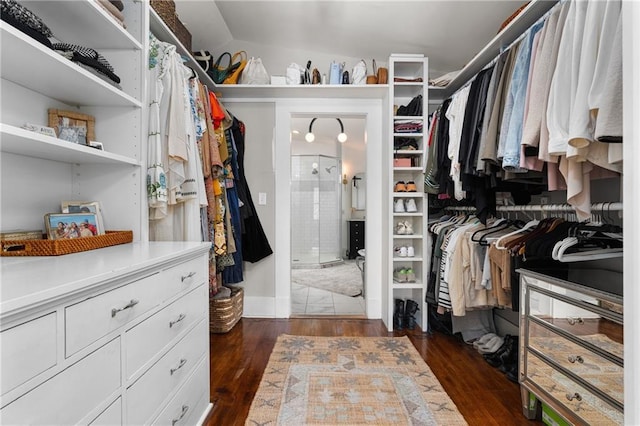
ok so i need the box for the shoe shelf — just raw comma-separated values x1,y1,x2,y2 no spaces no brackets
387,54,429,332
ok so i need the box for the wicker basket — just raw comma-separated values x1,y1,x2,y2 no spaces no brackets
209,286,243,333
0,230,133,256
151,0,192,51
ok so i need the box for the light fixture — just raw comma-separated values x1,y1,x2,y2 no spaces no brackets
305,118,348,143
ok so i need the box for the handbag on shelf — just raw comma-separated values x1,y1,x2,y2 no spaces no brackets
193,50,212,72
223,50,247,84
352,59,367,85
239,57,270,85
366,59,378,84
208,52,241,84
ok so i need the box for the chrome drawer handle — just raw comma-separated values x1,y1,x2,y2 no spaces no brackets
566,392,582,402
171,405,189,425
111,299,139,317
181,272,196,282
566,317,584,325
170,358,187,375
568,355,584,364
169,313,186,328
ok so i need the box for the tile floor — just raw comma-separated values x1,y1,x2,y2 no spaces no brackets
291,283,366,316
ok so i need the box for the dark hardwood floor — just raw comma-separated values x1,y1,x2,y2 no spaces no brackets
206,318,541,425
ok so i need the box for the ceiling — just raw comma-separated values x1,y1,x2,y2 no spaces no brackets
174,0,526,77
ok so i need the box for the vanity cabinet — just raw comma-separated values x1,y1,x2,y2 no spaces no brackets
347,219,365,259
518,269,623,425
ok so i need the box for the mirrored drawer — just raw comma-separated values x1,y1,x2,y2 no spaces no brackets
527,287,623,357
526,352,622,425
527,321,623,406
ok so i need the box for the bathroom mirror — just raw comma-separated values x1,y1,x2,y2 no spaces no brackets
352,172,366,211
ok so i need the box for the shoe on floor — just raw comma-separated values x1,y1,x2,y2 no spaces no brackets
473,333,497,349
477,336,504,354
405,198,418,212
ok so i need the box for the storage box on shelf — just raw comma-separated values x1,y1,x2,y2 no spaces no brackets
387,55,429,331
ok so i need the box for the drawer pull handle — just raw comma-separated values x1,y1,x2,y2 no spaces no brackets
566,392,582,402
171,404,189,425
170,358,187,375
568,355,584,364
181,272,196,282
111,299,139,317
169,313,186,328
566,317,584,325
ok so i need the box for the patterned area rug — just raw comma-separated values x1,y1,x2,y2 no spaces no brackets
291,261,363,297
245,335,467,425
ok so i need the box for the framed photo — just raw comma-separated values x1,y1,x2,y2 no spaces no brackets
45,213,102,240
61,201,104,234
48,109,96,146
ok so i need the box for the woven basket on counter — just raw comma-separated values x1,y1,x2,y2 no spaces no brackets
0,230,133,256
151,0,192,51
209,286,243,333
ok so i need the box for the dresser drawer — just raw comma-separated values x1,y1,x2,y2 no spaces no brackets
125,283,207,379
527,321,623,405
65,271,170,357
525,352,623,425
89,398,121,425
1,312,56,395
163,256,207,294
126,319,208,425
0,338,120,425
152,356,210,426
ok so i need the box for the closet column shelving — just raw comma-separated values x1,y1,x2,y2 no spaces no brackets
386,54,429,332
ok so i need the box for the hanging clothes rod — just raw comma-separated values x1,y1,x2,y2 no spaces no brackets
444,202,623,213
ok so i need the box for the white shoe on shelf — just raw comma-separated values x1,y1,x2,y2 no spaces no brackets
406,246,415,257
394,246,408,257
396,221,407,235
403,221,414,235
405,198,418,213
394,198,405,213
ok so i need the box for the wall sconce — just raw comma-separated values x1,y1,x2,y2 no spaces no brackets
305,118,348,143
342,174,348,185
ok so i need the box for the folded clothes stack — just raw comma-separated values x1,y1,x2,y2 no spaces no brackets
53,43,122,88
1,0,54,48
394,120,423,133
95,0,127,29
428,70,461,87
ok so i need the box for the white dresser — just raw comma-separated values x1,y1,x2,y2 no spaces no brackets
518,268,623,425
0,242,212,425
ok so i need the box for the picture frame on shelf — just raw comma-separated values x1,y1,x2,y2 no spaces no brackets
61,201,104,234
45,213,102,240
48,109,96,146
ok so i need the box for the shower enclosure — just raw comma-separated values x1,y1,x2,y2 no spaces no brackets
291,155,342,267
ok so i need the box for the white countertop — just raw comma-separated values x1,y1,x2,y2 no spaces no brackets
0,241,211,317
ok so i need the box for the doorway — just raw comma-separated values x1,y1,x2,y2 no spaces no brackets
273,99,384,320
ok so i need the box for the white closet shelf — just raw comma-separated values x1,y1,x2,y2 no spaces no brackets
218,84,389,100
393,193,421,197
394,167,423,172
393,257,423,262
393,213,422,217
393,133,423,138
24,0,142,50
149,8,217,89
394,116,424,120
391,283,424,290
1,23,141,107
0,124,141,166
393,150,424,155
393,235,424,239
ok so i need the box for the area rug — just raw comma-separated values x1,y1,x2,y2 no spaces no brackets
245,335,467,425
291,261,363,297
